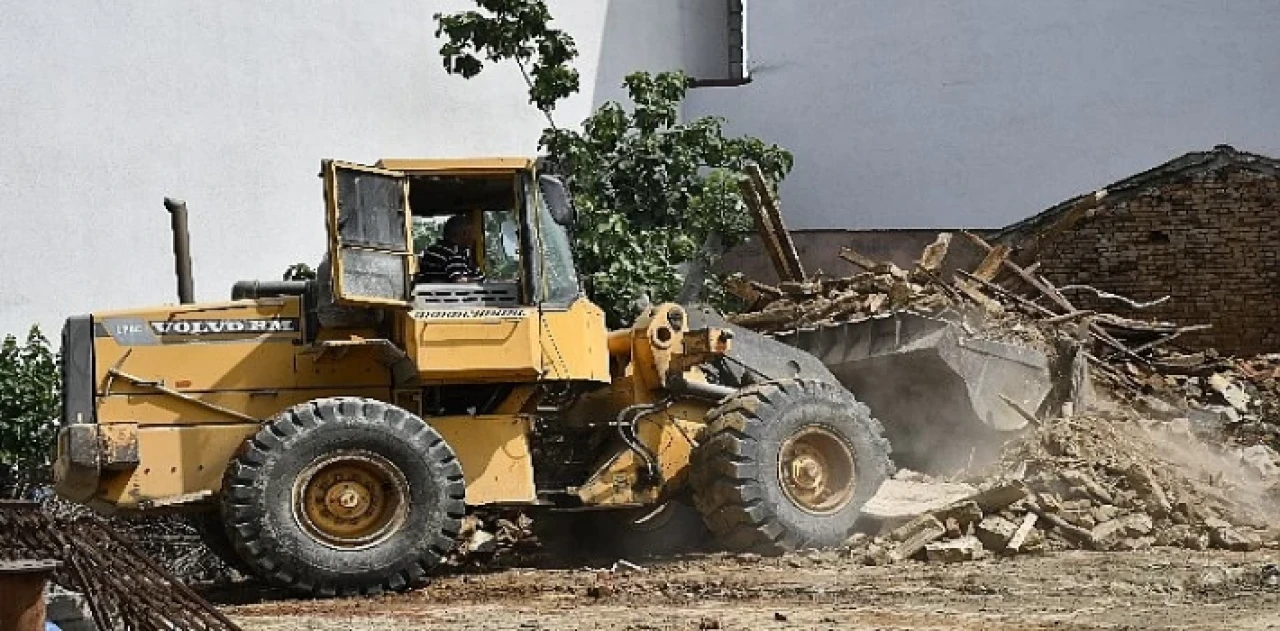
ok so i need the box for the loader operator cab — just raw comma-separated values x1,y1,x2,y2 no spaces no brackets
323,158,580,311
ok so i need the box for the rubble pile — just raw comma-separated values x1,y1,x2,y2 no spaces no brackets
449,511,541,567
723,234,1046,345
846,413,1280,565
726,230,1280,564
1119,351,1280,451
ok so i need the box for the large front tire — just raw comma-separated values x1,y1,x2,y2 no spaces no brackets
690,380,891,554
221,397,465,596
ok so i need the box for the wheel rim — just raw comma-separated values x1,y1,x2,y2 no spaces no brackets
778,426,857,515
292,450,410,550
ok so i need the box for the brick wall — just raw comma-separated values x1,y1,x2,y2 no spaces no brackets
1031,166,1280,355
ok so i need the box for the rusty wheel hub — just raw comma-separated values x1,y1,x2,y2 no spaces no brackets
778,426,856,515
292,451,409,550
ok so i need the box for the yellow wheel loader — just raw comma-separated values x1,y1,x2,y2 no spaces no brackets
51,157,894,596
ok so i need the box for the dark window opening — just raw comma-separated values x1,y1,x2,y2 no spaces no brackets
689,0,751,88
1148,230,1171,244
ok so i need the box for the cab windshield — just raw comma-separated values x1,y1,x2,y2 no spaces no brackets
530,180,580,306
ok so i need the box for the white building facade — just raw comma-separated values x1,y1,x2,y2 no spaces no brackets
2,1,1277,337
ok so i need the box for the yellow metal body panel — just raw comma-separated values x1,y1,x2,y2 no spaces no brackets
399,298,610,385
575,401,711,506
96,388,389,426
539,299,611,383
401,309,541,383
576,449,656,506
91,298,392,425
98,424,260,508
428,415,536,505
92,412,538,509
375,157,534,173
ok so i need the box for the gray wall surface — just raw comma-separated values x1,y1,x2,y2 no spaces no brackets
4,1,1278,339
0,0,702,338
685,0,1280,230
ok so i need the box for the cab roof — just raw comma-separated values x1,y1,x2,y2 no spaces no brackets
375,157,535,173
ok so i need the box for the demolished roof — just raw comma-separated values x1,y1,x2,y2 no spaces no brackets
991,144,1280,243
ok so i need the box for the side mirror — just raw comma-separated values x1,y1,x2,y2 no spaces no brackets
538,175,576,227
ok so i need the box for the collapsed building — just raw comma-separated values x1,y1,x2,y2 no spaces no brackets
720,144,1280,356
995,144,1280,355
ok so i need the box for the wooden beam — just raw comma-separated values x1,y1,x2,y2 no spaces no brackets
915,232,952,273
740,164,805,282
972,243,1010,281
1013,189,1109,266
838,246,885,272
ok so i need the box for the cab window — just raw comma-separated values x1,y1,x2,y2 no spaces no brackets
482,209,521,282
407,173,525,298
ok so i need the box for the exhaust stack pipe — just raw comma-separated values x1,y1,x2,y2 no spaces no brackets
164,197,194,304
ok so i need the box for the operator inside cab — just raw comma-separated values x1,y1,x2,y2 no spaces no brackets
418,214,485,283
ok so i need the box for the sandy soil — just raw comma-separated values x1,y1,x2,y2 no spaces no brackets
222,547,1279,630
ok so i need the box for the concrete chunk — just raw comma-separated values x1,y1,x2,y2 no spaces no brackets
1006,513,1040,552
975,515,1019,551
1091,513,1153,546
932,500,984,529
969,482,1030,513
1205,518,1262,552
861,543,895,566
862,480,979,524
1059,469,1115,505
1123,464,1172,516
925,536,984,563
1236,445,1280,478
1208,373,1251,412
1090,504,1122,524
890,515,947,561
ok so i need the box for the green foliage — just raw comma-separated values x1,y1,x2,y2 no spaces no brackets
0,327,60,473
435,2,792,325
542,72,791,322
482,211,521,280
412,217,445,254
434,0,579,114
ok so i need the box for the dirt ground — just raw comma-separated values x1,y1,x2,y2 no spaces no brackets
222,547,1279,630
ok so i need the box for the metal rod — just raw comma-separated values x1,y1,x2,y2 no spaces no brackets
164,197,195,304
107,367,257,422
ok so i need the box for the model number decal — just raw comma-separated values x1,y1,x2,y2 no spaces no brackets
150,318,299,335
411,309,526,320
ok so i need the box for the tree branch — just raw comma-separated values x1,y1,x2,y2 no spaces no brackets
516,57,557,129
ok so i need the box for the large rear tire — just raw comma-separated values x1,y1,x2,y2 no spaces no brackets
221,397,465,596
191,509,252,574
690,379,891,554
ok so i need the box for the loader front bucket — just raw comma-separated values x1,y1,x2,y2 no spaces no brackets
773,311,1052,473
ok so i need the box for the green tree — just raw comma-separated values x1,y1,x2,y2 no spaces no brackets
434,1,792,325
435,0,579,119
0,327,61,488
